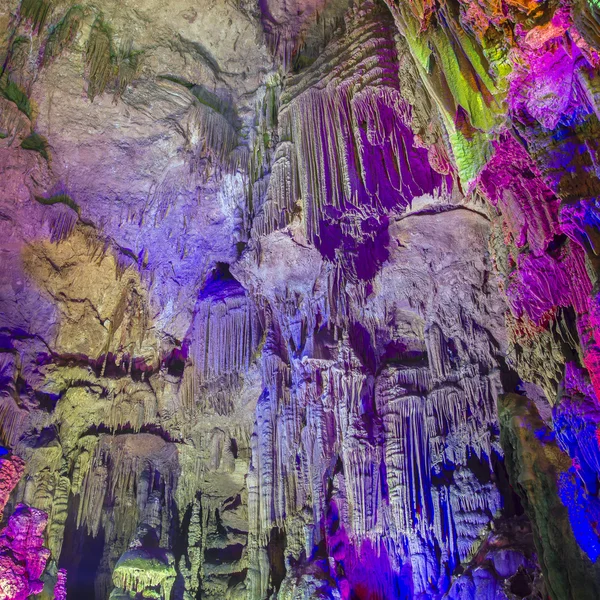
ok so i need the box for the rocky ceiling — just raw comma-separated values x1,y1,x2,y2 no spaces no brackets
0,0,600,599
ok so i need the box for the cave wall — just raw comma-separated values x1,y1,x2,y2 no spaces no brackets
0,0,599,598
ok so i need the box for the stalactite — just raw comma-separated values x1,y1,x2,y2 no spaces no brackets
19,0,51,34
106,382,158,433
42,6,84,65
180,366,197,416
272,1,448,284
47,475,69,559
246,316,504,596
76,448,108,537
75,434,179,549
191,277,260,382
179,495,203,596
111,544,176,600
0,396,48,449
86,18,114,102
190,101,239,170
251,142,299,238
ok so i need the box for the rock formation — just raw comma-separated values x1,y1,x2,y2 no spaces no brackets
0,451,24,514
0,0,599,598
0,447,59,600
0,503,51,599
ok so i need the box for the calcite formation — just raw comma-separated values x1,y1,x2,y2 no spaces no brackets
53,568,67,600
0,0,600,598
0,503,51,599
499,393,600,600
0,447,57,600
110,523,176,600
0,451,24,514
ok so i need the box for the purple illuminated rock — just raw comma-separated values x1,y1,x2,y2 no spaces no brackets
0,454,25,516
0,505,51,600
53,569,67,600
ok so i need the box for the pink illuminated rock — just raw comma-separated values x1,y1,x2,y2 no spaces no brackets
505,244,592,326
0,504,51,600
53,568,67,600
478,135,561,257
0,454,25,515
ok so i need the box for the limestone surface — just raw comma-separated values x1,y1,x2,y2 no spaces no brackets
0,0,600,598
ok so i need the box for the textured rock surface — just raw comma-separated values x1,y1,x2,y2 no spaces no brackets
0,446,57,600
0,503,51,599
499,393,600,599
0,0,600,598
0,452,24,514
110,523,176,600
